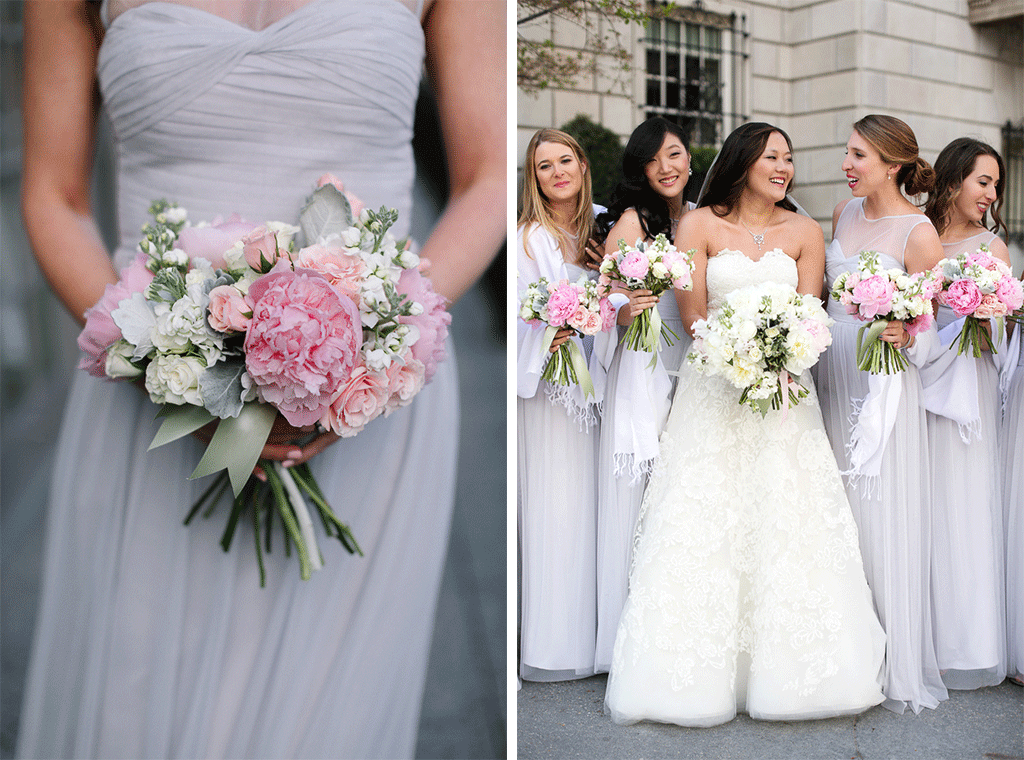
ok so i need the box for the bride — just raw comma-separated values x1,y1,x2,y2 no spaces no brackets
604,123,886,727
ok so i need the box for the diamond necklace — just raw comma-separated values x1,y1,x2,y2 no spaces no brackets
738,207,775,252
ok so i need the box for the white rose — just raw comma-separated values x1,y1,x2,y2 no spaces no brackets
146,353,204,406
105,340,143,379
651,262,669,279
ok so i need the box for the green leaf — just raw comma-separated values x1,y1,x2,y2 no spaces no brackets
150,404,216,450
199,359,247,419
190,403,277,495
299,184,353,244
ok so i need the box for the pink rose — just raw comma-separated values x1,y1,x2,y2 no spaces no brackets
599,297,616,331
207,284,251,333
851,274,896,319
973,292,1006,319
320,362,390,437
176,214,260,269
567,306,589,333
943,278,983,317
597,272,612,294
317,173,366,219
672,271,692,290
583,308,603,334
545,280,580,326
244,267,361,426
77,253,155,377
996,276,1024,312
295,243,366,298
905,312,934,336
383,357,426,416
242,226,288,273
618,249,649,280
845,272,861,288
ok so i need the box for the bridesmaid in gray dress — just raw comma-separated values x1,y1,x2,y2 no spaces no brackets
17,1,503,758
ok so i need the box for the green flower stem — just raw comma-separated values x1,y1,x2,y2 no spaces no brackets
264,464,313,581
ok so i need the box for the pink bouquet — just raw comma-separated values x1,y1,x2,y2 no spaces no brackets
932,245,1023,357
518,274,614,395
830,251,938,373
78,176,450,583
598,233,695,354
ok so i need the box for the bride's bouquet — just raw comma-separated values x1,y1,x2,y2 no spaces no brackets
687,282,833,417
598,234,696,354
77,175,450,584
830,251,937,373
518,274,615,396
931,245,1023,356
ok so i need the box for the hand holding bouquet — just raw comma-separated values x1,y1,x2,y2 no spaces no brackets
77,175,450,583
830,251,937,373
687,282,834,417
519,274,615,396
932,245,1023,356
598,234,695,354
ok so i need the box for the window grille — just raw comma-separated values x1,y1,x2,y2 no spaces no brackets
643,2,747,148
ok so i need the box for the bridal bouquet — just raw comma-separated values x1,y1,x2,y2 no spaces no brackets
932,245,1023,356
598,234,696,353
687,282,833,417
830,251,937,373
77,175,450,584
519,274,615,396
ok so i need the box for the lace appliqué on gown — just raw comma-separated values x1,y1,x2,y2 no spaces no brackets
606,249,884,727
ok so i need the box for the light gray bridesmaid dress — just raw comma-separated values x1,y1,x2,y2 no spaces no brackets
17,2,459,758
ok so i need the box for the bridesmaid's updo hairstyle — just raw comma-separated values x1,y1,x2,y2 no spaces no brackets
924,137,1007,238
698,121,798,216
519,128,595,266
853,114,935,197
597,116,691,242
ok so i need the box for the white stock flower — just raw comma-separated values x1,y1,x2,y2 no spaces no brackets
163,206,188,224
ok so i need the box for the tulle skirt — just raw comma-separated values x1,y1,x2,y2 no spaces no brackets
518,390,598,681
17,351,459,760
1003,352,1024,681
815,314,947,714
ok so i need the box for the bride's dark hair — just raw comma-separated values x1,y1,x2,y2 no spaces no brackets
698,122,798,216
924,137,1007,238
596,117,691,241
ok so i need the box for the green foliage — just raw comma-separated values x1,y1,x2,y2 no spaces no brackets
560,114,623,208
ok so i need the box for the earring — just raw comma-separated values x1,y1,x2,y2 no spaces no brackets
688,168,692,176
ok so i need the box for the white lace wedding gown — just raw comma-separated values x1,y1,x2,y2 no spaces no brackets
604,249,885,727
17,2,459,758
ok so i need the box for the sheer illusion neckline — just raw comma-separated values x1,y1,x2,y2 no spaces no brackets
857,199,925,223
711,247,790,264
941,229,993,247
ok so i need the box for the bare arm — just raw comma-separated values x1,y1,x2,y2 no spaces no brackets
417,0,505,304
903,222,944,276
793,215,826,299
673,210,711,337
22,0,114,325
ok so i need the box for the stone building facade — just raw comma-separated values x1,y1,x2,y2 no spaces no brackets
518,0,1024,264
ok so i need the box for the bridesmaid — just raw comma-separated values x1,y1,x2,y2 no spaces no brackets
1002,278,1024,687
922,138,1009,689
591,117,695,673
517,129,603,681
815,114,948,713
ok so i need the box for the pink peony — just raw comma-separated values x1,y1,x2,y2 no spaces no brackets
244,267,361,427
320,362,390,437
974,292,1007,319
599,297,616,331
845,272,861,288
943,278,983,317
207,285,251,333
317,173,366,219
996,276,1024,312
966,251,995,270
242,227,289,273
619,249,649,280
397,268,451,382
905,312,934,336
176,214,260,269
294,243,366,299
672,272,692,290
545,280,580,326
383,357,426,416
77,253,155,377
851,274,896,319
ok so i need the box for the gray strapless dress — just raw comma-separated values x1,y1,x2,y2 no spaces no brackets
16,2,459,758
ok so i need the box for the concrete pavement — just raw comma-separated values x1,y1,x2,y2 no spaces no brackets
518,674,1022,759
